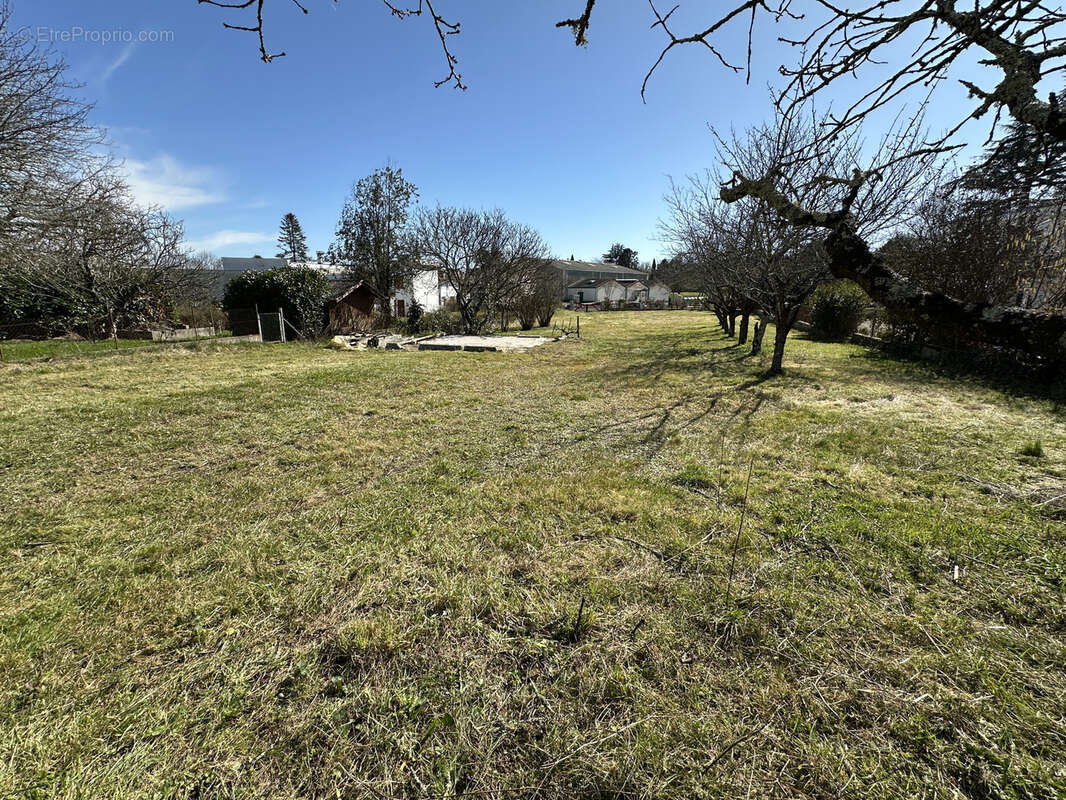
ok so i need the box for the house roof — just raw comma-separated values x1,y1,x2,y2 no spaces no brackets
550,259,649,278
292,261,347,279
332,280,385,304
219,257,288,272
567,277,619,289
616,279,648,288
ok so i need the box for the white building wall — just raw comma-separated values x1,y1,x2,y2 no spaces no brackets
410,269,455,312
565,286,598,304
602,282,625,304
647,283,672,303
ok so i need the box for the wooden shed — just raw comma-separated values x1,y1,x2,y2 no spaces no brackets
329,281,385,332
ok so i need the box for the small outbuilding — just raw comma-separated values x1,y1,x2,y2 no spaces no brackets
646,281,672,305
565,278,626,307
329,281,385,332
616,279,649,305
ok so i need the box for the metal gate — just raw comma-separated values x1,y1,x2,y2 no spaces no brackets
258,311,286,343
226,308,260,337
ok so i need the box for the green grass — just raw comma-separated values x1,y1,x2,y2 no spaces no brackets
2,312,1064,799
1022,440,1046,458
0,337,159,362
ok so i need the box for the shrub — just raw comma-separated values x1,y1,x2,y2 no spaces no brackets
404,299,424,334
418,309,463,335
222,266,332,339
810,281,869,341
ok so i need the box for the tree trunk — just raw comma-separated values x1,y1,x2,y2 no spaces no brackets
713,307,729,333
728,313,737,338
750,320,765,355
738,312,750,345
823,224,1066,363
378,297,392,329
721,175,1066,363
769,318,790,374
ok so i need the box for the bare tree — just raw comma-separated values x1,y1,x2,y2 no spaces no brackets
882,185,1066,314
202,1,1066,147
717,101,1066,360
3,175,199,339
665,134,834,375
413,207,549,335
0,2,106,266
512,259,562,330
0,6,203,339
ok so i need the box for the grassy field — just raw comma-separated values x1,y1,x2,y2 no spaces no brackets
0,338,160,362
2,312,1064,799
0,334,238,363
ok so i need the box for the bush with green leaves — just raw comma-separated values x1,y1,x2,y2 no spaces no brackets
222,266,332,338
809,281,869,341
418,309,464,335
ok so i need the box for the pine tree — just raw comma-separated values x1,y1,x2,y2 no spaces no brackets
602,243,638,268
966,121,1066,202
277,213,309,262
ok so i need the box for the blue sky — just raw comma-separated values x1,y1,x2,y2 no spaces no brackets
16,2,986,262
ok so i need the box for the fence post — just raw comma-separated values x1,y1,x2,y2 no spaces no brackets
278,308,287,343
255,304,263,341
577,315,581,338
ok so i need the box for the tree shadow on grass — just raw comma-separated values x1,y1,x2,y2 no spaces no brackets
852,347,1066,408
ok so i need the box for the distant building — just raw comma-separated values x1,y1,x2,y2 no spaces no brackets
564,275,673,309
394,268,458,316
565,278,626,307
290,261,347,281
201,256,290,301
646,281,672,304
329,281,384,331
550,258,649,286
219,257,288,272
616,279,649,304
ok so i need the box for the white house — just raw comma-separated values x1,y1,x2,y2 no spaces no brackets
617,279,649,304
392,268,457,317
565,278,626,307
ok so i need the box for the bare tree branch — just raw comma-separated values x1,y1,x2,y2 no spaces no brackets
556,0,598,46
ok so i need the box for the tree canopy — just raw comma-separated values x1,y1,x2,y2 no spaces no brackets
277,213,310,262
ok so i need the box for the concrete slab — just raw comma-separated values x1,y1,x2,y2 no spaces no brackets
418,335,552,353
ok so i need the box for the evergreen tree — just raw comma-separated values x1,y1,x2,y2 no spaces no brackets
965,111,1066,201
333,165,420,323
277,213,309,262
602,243,639,269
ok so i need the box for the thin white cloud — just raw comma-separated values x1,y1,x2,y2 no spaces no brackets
123,154,226,211
184,230,274,253
101,43,137,83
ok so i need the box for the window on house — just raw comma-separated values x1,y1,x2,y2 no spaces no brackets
395,299,405,317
